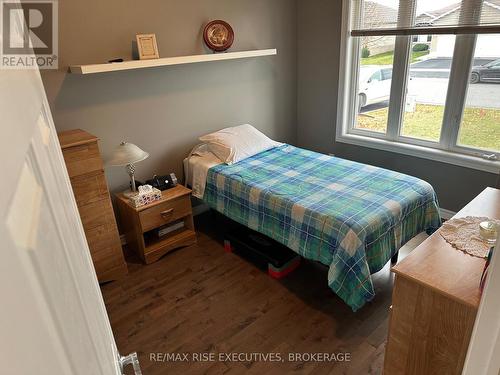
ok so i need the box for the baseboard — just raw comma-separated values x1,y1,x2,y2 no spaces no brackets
440,208,456,220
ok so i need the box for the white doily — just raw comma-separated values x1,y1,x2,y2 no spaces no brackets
440,216,499,258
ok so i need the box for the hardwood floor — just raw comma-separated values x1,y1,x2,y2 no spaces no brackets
101,213,427,375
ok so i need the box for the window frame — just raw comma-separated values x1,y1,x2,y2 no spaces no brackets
336,1,500,174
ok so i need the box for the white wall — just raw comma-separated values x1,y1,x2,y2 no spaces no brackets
433,34,500,58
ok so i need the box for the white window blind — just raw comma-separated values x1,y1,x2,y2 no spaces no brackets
351,0,500,36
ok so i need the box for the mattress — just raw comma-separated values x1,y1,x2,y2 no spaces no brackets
203,144,441,311
183,145,222,199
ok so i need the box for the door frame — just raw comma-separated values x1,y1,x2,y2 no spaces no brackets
462,232,500,375
1,19,122,375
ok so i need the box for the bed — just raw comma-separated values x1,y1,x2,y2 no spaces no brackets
184,142,441,311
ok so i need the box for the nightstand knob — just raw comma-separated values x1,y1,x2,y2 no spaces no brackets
160,208,174,220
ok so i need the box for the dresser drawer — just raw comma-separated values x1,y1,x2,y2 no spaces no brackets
139,196,192,233
70,171,109,207
86,222,119,253
78,199,114,230
85,224,122,260
62,141,103,178
89,229,125,277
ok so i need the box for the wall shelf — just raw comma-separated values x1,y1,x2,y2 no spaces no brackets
69,49,277,75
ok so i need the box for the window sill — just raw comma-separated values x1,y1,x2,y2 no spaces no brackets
336,133,500,174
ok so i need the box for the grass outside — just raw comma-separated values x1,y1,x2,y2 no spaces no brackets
356,104,500,151
361,50,429,65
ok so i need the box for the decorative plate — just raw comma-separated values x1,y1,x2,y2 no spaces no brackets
203,20,234,52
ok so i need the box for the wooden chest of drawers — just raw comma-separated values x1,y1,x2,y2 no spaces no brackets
58,129,127,282
384,188,499,374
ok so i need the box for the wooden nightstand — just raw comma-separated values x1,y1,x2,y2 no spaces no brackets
115,185,197,264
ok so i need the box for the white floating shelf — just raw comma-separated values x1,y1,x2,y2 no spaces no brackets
69,49,277,75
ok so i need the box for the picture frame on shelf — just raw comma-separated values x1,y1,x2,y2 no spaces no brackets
136,34,160,60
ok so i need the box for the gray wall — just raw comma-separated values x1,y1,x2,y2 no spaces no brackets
42,0,297,192
42,0,498,212
297,0,499,212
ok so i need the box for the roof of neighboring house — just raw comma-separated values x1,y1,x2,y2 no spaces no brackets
363,1,398,27
421,3,461,19
416,0,500,24
485,0,500,11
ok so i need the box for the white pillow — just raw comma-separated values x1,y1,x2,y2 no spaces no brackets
199,124,282,164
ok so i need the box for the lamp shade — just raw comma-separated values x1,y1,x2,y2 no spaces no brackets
106,142,149,166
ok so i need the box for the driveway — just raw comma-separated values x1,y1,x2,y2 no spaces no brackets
359,57,500,113
360,79,500,113
407,78,500,109
410,57,495,79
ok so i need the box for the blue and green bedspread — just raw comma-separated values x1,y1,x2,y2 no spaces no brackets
204,145,441,311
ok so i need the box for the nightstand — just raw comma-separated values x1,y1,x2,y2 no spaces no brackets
115,185,197,264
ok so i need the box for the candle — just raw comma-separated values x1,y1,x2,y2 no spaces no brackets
480,221,498,244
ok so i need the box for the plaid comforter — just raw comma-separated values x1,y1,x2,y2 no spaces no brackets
204,145,441,311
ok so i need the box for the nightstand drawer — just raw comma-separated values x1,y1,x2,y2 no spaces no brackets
139,196,191,232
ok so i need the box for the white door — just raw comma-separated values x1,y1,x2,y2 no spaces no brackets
0,13,137,375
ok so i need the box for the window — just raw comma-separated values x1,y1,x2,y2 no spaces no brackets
337,0,500,173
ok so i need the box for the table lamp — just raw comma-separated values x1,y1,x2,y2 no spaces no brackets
107,142,149,196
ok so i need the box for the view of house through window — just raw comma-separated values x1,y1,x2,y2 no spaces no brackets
346,0,500,160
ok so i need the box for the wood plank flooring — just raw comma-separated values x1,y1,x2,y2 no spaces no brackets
101,213,427,375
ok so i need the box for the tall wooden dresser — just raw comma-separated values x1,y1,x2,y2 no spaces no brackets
384,188,500,374
58,129,127,283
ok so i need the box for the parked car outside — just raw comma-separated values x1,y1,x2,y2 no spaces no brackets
358,65,393,110
470,58,500,84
